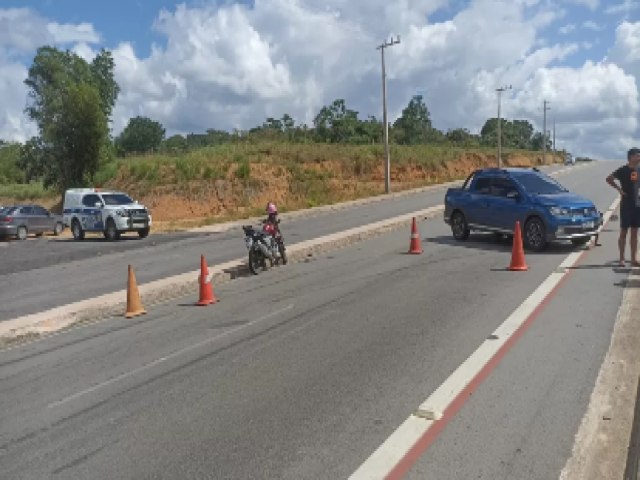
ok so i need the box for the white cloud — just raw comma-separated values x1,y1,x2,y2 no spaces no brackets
565,0,599,10
559,24,576,34
0,8,99,54
0,1,639,160
583,20,604,31
510,62,639,158
608,21,640,68
0,62,37,142
605,0,640,16
0,8,53,54
47,22,100,44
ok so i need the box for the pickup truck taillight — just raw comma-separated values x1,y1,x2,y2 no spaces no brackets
0,216,12,223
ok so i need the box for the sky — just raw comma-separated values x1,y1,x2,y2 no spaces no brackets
0,0,639,160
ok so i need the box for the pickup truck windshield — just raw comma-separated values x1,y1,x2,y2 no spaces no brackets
102,194,134,205
511,172,567,194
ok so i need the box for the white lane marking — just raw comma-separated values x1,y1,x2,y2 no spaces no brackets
47,304,294,408
350,196,620,479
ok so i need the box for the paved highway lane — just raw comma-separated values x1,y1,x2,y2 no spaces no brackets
0,163,583,321
0,161,627,478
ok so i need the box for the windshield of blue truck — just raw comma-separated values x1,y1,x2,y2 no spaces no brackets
511,172,567,194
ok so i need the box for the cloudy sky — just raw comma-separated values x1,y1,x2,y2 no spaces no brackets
0,0,639,159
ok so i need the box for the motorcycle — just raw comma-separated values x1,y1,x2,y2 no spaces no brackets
242,219,288,275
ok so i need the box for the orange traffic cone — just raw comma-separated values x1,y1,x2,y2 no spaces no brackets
508,221,528,271
125,265,146,318
197,254,218,306
408,217,423,254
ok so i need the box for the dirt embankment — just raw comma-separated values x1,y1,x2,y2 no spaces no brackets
0,150,562,231
139,151,559,228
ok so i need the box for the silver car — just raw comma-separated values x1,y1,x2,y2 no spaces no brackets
0,204,65,240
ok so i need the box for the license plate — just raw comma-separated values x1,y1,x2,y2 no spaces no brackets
582,221,594,229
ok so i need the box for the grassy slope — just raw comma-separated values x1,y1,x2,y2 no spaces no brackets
0,142,563,230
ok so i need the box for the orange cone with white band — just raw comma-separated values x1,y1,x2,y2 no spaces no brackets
197,254,218,306
408,217,423,254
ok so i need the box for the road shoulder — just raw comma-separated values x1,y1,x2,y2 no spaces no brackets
560,267,640,480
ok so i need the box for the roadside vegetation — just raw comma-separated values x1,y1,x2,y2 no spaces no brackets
0,46,565,227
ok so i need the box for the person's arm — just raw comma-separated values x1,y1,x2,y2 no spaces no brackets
607,169,624,196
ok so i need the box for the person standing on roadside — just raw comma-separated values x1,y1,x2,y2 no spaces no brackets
606,147,640,266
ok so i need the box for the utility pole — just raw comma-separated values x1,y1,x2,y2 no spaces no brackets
496,85,512,168
552,117,556,158
377,35,400,194
542,100,551,165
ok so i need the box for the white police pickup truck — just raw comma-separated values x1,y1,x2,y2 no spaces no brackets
63,188,152,241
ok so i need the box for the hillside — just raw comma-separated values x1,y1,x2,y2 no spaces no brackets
0,143,564,231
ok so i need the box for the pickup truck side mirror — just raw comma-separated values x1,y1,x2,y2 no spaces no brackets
94,201,103,208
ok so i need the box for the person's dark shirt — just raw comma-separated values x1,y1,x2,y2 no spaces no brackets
613,164,638,208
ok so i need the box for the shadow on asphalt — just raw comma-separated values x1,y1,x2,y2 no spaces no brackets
427,234,577,256
614,277,640,288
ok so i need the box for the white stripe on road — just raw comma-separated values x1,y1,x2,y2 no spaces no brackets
350,195,620,479
47,304,294,408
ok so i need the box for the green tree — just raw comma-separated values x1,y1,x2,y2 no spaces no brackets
446,128,480,146
393,95,433,145
313,99,360,143
23,46,119,190
480,118,499,146
116,116,166,155
530,132,552,151
162,134,188,153
51,83,107,186
0,142,25,184
508,120,535,149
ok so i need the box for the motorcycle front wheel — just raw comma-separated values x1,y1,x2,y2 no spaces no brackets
278,242,288,265
248,248,265,275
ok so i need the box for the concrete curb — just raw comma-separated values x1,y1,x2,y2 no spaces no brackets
0,205,444,342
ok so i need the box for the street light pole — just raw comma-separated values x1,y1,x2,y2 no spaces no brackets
542,100,551,165
496,85,512,168
377,35,400,194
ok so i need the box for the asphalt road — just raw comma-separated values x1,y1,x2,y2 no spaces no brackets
0,161,628,479
0,164,568,321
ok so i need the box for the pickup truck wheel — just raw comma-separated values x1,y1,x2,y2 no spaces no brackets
451,212,470,241
524,217,547,252
72,220,84,241
138,227,150,239
104,218,120,241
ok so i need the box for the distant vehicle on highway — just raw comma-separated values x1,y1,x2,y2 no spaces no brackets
0,204,64,240
62,188,152,241
564,153,575,166
444,167,600,251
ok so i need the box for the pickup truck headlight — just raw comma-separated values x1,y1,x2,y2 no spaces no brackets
115,210,127,217
549,206,570,217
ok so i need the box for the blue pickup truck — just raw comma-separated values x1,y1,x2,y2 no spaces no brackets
444,167,601,251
